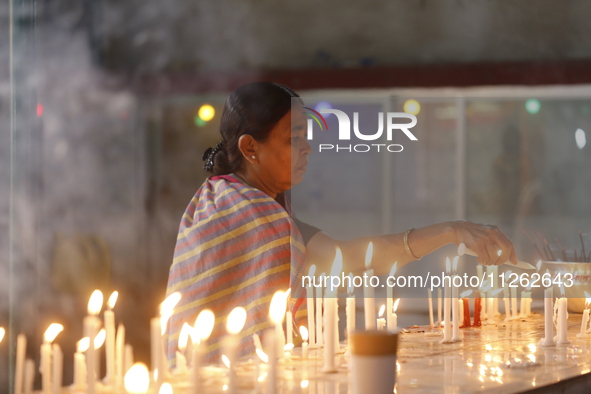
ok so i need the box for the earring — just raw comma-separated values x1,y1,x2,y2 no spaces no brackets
251,155,256,159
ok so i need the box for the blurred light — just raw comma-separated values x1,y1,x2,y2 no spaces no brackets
404,99,421,115
525,99,541,114
198,105,215,122
575,128,586,149
37,104,44,117
314,101,333,117
194,115,207,127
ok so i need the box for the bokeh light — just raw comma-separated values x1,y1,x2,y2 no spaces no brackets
404,99,421,115
198,104,215,122
525,99,541,114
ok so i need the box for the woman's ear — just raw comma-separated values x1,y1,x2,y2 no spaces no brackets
238,134,258,162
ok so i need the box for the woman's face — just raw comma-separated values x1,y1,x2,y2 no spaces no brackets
254,108,311,193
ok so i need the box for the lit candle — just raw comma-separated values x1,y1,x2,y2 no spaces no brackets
451,257,461,342
364,242,376,330
503,270,512,322
191,309,214,394
124,363,150,394
115,323,125,389
460,290,472,328
578,292,591,338
94,328,106,381
520,291,526,317
315,274,324,347
155,292,182,386
104,291,118,386
437,288,442,325
541,286,555,347
24,359,35,394
392,299,400,330
428,289,435,328
73,338,89,390
377,305,386,331
300,326,309,359
492,265,499,317
41,323,63,394
52,344,63,394
386,263,398,331
306,265,316,346
489,288,503,323
286,288,293,347
84,290,103,394
441,258,452,343
346,273,356,340
224,307,247,394
15,333,26,394
269,291,287,393
175,323,191,374
557,287,569,345
323,248,342,373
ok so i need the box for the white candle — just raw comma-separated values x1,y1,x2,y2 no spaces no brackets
225,307,247,394
487,296,494,323
323,248,342,373
306,265,316,346
441,258,452,343
386,263,398,331
437,288,442,325
15,334,26,394
492,266,499,316
346,291,356,340
452,278,461,342
557,296,569,345
115,323,125,389
428,289,435,328
191,309,215,394
286,309,293,346
104,291,118,386
541,287,555,347
124,344,134,374
503,297,511,322
264,328,277,394
377,318,386,331
300,326,309,359
364,243,376,330
24,359,35,394
315,275,324,347
150,317,162,383
52,344,63,394
41,324,63,394
578,309,590,338
85,290,103,394
392,299,399,330
509,286,517,319
73,338,89,390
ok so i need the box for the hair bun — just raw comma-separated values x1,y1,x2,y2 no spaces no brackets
203,141,225,172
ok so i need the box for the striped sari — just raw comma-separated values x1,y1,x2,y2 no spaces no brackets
165,175,307,365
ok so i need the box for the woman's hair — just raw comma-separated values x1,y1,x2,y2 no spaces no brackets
203,82,302,175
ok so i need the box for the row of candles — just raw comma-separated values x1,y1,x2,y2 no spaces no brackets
8,241,591,394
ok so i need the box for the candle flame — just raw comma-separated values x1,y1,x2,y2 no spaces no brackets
108,291,119,310
258,372,268,382
0,327,4,343
492,288,504,297
446,257,451,273
460,290,473,298
193,309,215,343
527,354,536,363
94,328,106,348
393,298,400,313
537,260,543,271
43,323,64,343
378,304,386,317
255,348,269,363
365,242,374,269
389,262,398,277
299,326,308,341
452,256,459,272
160,292,182,316
301,380,309,389
178,323,191,351
307,264,316,277
284,343,294,351
77,337,90,352
124,363,150,394
159,383,173,394
485,344,492,351
226,307,247,334
88,290,103,315
221,354,230,368
269,291,286,324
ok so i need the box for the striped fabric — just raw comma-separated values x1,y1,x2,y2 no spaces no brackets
165,175,307,365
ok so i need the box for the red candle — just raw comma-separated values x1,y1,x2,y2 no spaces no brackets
461,298,471,328
473,293,482,327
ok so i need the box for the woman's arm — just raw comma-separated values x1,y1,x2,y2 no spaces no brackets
304,220,518,276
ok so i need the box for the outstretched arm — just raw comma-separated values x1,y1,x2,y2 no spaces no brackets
304,220,518,276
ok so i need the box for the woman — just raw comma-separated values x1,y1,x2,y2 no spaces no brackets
165,82,517,365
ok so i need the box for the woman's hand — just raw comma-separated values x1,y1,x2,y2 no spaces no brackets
451,220,518,266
